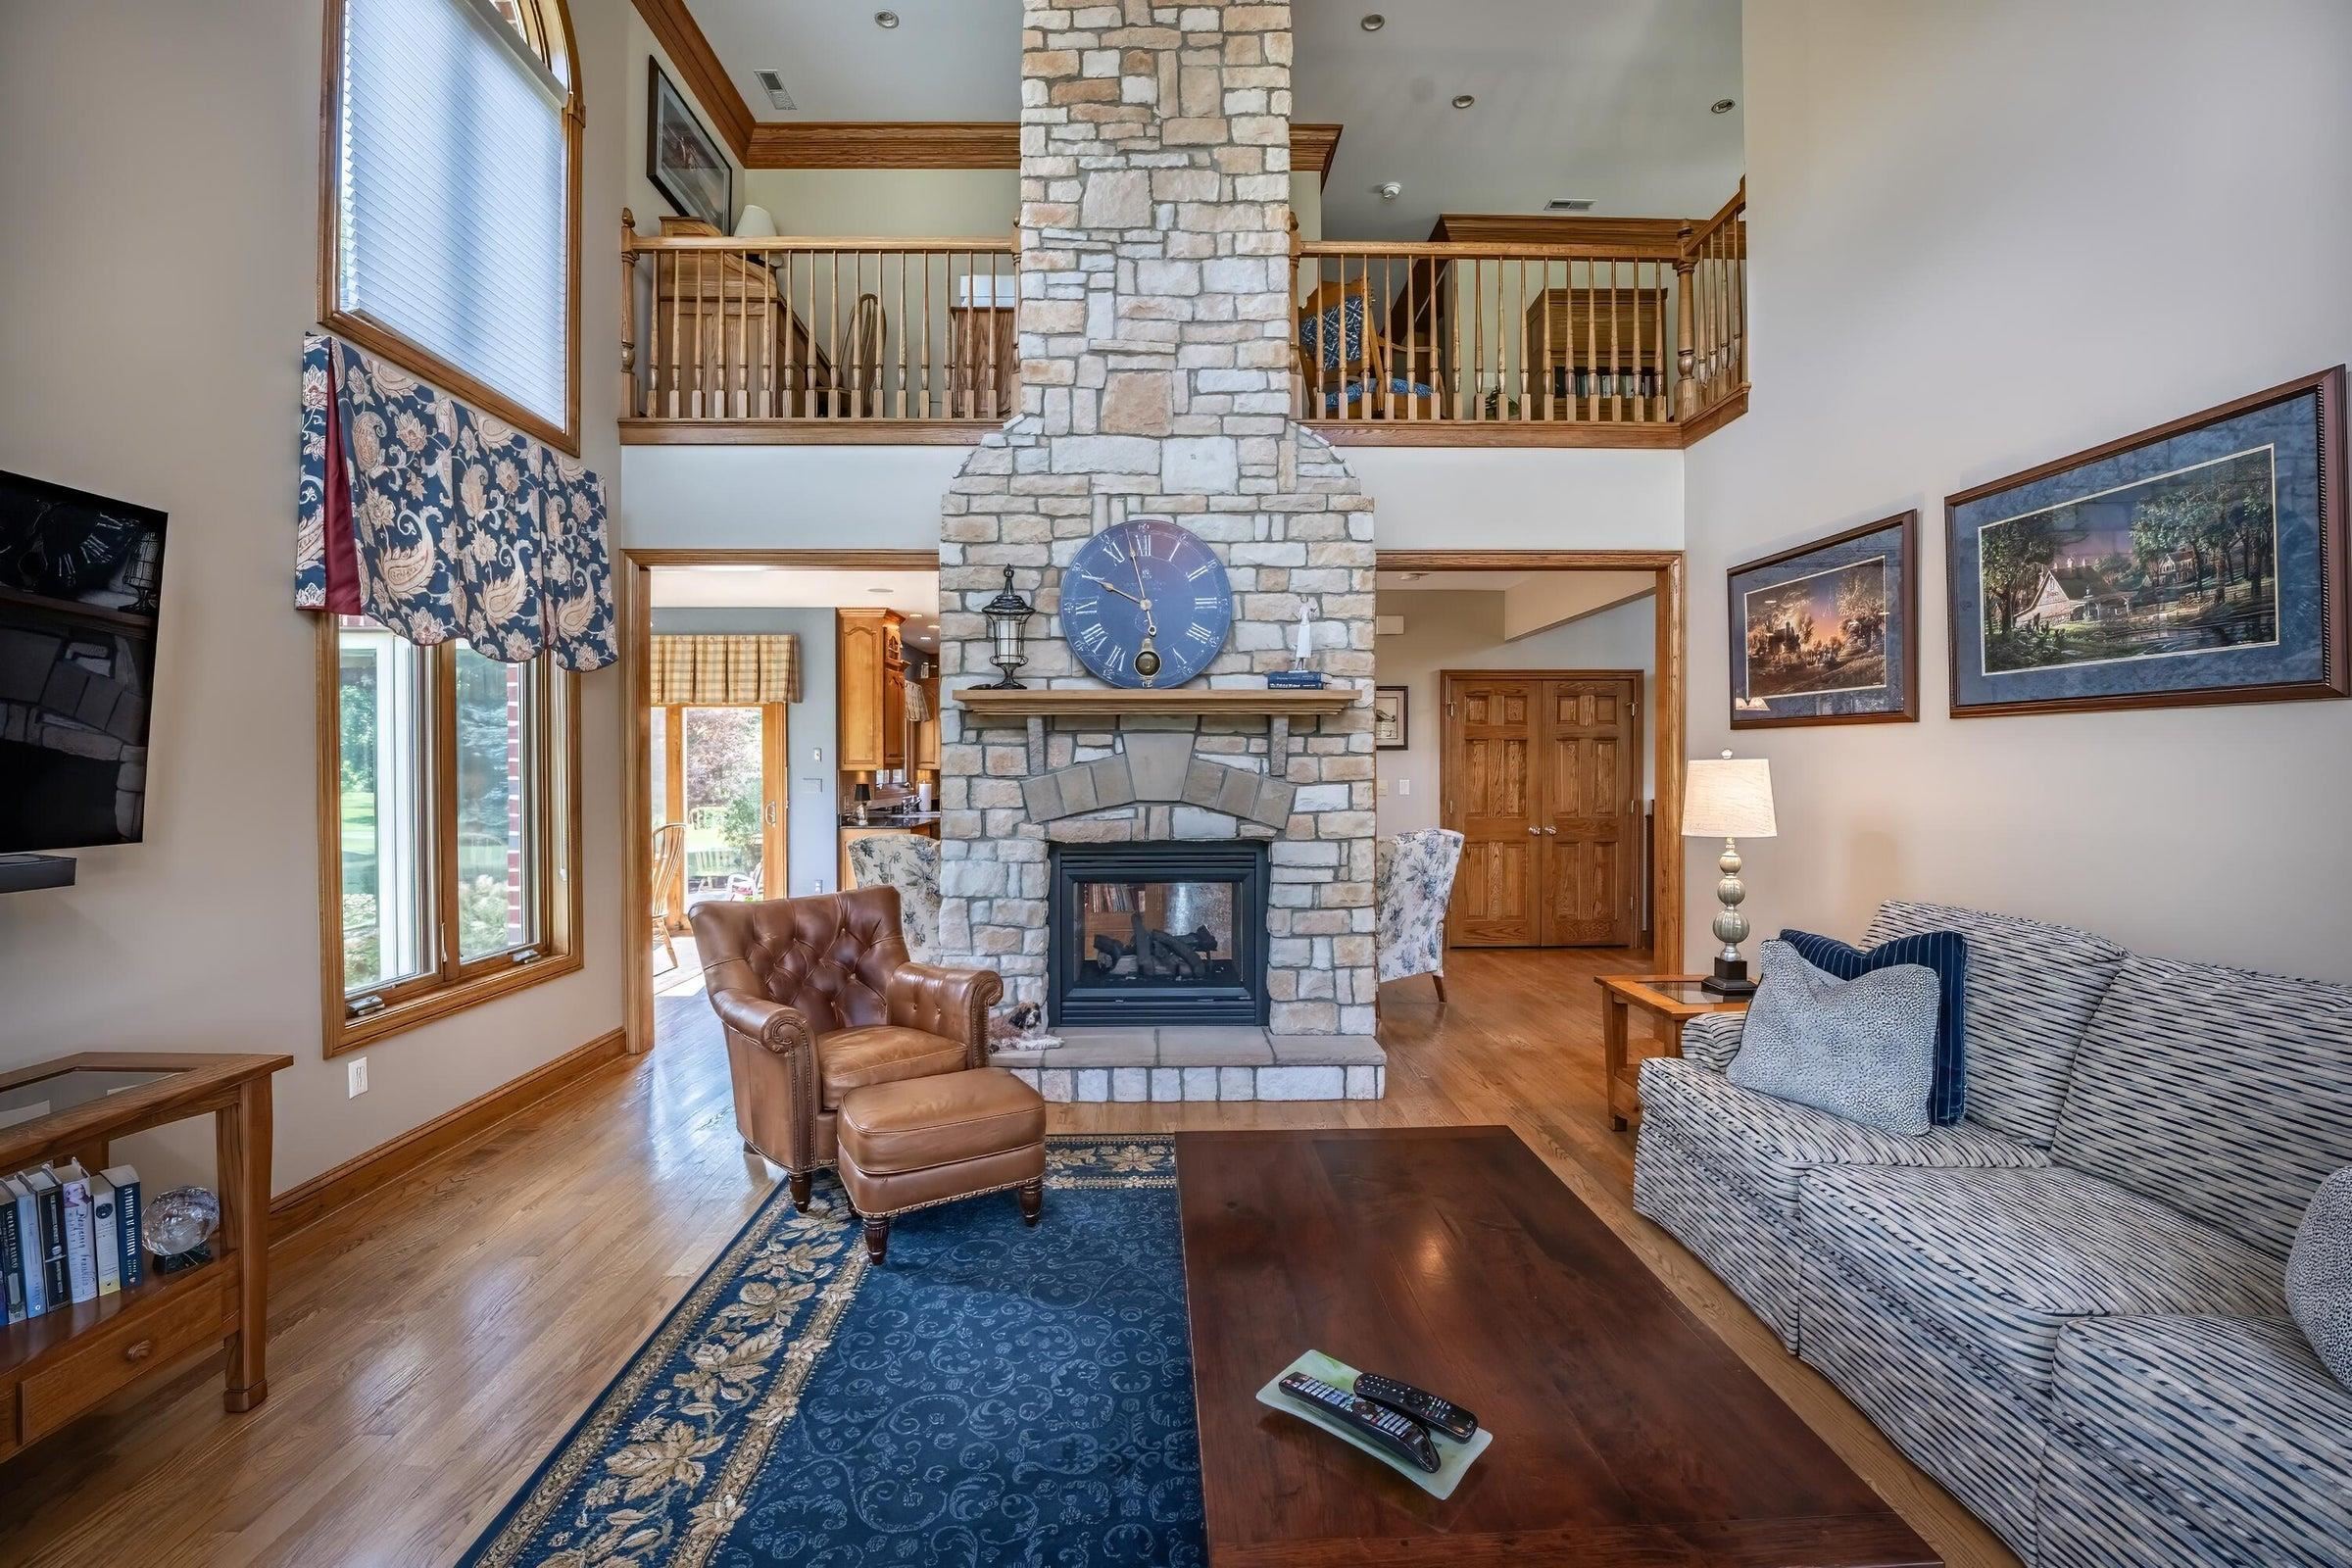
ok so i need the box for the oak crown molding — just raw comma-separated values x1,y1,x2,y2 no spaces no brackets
623,3,1340,177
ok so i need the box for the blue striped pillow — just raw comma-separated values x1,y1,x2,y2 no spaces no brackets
1781,928,1969,1125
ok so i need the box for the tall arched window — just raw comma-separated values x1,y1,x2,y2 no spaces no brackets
321,0,583,453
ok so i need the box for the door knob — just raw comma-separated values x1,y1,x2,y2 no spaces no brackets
1527,826,1541,835
1544,826,1557,835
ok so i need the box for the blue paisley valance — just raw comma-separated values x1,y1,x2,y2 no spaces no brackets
296,333,616,671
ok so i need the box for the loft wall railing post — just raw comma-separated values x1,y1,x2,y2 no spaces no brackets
618,209,639,418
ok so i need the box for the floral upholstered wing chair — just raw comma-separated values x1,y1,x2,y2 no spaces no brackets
1376,828,1464,1004
846,833,941,964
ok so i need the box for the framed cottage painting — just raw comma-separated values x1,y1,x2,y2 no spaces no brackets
646,61,731,230
1728,512,1920,728
1372,686,1408,749
1946,368,2346,716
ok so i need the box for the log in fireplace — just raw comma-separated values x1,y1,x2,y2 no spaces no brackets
1047,841,1270,1027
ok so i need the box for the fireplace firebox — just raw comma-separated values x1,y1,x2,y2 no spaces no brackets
1048,841,1270,1027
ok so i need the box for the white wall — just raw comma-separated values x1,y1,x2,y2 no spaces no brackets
1374,590,1657,835
0,0,632,1193
649,607,840,897
1683,0,2352,979
1358,446,1684,552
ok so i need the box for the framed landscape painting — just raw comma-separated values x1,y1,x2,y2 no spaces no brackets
1946,368,2346,716
647,60,730,230
1728,512,1920,728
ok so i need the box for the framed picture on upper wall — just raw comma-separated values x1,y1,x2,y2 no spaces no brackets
1946,368,2347,717
1728,512,1920,728
1372,686,1408,749
646,60,731,231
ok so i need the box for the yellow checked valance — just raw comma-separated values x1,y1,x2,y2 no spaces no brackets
650,635,802,706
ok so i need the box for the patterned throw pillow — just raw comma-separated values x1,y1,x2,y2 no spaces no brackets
1727,940,1939,1136
1782,926,1968,1125
2286,1167,2352,1389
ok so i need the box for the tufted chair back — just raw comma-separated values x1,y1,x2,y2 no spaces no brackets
693,887,912,1035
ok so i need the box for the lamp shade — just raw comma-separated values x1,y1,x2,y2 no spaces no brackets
1684,755,1776,838
732,204,778,239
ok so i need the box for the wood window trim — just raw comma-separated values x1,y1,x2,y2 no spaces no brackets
314,615,585,1057
316,0,587,457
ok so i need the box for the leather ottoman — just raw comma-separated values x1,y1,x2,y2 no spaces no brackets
834,1066,1047,1263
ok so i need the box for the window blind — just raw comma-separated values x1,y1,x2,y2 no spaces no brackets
337,0,569,429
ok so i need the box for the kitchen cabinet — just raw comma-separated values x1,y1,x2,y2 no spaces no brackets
837,609,906,774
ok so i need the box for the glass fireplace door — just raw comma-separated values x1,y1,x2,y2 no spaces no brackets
1049,841,1269,1027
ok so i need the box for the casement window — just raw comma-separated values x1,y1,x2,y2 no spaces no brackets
322,615,580,1053
320,0,583,452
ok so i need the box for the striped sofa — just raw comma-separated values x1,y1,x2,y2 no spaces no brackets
1634,901,2352,1567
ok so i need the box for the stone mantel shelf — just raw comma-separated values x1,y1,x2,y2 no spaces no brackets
954,687,1357,719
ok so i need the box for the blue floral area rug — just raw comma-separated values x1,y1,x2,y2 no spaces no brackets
459,1137,1203,1568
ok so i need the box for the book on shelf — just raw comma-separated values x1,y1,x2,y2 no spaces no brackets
24,1167,68,1308
59,1161,98,1305
88,1172,122,1297
102,1165,142,1291
0,1176,22,1325
5,1174,42,1320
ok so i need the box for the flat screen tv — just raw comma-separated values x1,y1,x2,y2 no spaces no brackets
0,470,169,852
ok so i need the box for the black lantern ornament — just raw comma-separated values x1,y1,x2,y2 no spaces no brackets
978,566,1036,690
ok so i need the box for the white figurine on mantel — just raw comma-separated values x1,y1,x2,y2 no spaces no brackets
1294,603,1315,668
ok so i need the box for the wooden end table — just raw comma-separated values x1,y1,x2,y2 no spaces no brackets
0,1051,290,1464
1595,974,1749,1130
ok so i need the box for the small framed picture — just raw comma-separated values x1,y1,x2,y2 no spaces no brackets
1946,368,2346,716
1729,512,1921,728
1372,686,1408,749
647,60,731,230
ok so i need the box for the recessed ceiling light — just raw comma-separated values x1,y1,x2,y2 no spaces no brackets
874,10,899,27
1359,14,1385,30
1711,98,1737,114
1451,94,1475,110
1377,181,1401,201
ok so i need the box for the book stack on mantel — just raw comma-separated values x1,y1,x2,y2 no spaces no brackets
0,1162,140,1326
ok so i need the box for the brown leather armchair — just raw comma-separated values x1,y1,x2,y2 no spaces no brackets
691,887,1003,1210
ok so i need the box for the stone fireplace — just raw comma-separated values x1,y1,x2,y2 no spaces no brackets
932,0,1378,1097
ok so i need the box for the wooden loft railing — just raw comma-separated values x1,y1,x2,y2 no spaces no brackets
615,186,1745,448
1293,184,1746,446
618,214,1018,444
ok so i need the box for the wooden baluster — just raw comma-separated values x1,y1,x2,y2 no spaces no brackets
618,211,639,419
921,250,934,420
662,246,680,418
1471,255,1485,421
1512,257,1525,423
1406,250,1420,420
1736,220,1748,387
693,249,708,419
1608,256,1622,423
1674,231,1697,423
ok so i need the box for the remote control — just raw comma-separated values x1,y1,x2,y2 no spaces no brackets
1351,1372,1479,1444
1277,1372,1442,1473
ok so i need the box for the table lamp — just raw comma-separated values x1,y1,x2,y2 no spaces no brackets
1683,750,1776,996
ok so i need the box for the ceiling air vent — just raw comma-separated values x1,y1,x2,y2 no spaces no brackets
1545,198,1596,212
756,70,797,111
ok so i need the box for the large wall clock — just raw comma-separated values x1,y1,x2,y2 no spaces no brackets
1059,515,1234,688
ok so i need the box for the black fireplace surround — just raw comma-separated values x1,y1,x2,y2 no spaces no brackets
1048,841,1269,1027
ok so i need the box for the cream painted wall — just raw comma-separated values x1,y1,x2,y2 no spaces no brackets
1683,0,2352,979
1374,590,1657,836
0,0,632,1193
1356,446,1685,551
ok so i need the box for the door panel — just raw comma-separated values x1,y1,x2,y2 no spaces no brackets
1443,676,1542,946
1541,676,1639,947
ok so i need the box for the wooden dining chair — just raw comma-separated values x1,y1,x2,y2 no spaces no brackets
651,822,687,971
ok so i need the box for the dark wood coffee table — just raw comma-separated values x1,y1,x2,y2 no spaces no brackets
1175,1127,1938,1567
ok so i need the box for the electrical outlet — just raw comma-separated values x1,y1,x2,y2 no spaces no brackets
347,1056,369,1098
810,746,824,761
1397,778,1411,796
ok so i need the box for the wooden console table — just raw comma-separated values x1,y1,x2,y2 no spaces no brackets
0,1051,289,1463
1594,974,1748,1130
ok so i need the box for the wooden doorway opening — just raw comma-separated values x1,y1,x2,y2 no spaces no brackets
1443,669,1642,949
1377,550,1685,970
619,548,939,1054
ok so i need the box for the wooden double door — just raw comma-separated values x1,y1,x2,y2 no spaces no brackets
1442,670,1643,948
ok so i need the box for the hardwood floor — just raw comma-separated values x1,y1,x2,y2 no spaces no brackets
0,953,2018,1568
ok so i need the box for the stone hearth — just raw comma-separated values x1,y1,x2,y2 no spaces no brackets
932,0,1379,1102
993,1027,1385,1103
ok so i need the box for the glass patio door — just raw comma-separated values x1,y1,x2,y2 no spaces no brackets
655,704,786,922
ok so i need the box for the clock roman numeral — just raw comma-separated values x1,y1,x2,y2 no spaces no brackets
1184,622,1216,646
1185,560,1214,581
1066,597,1100,615
1194,594,1221,611
1102,644,1129,675
1073,622,1108,652
1101,540,1125,564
